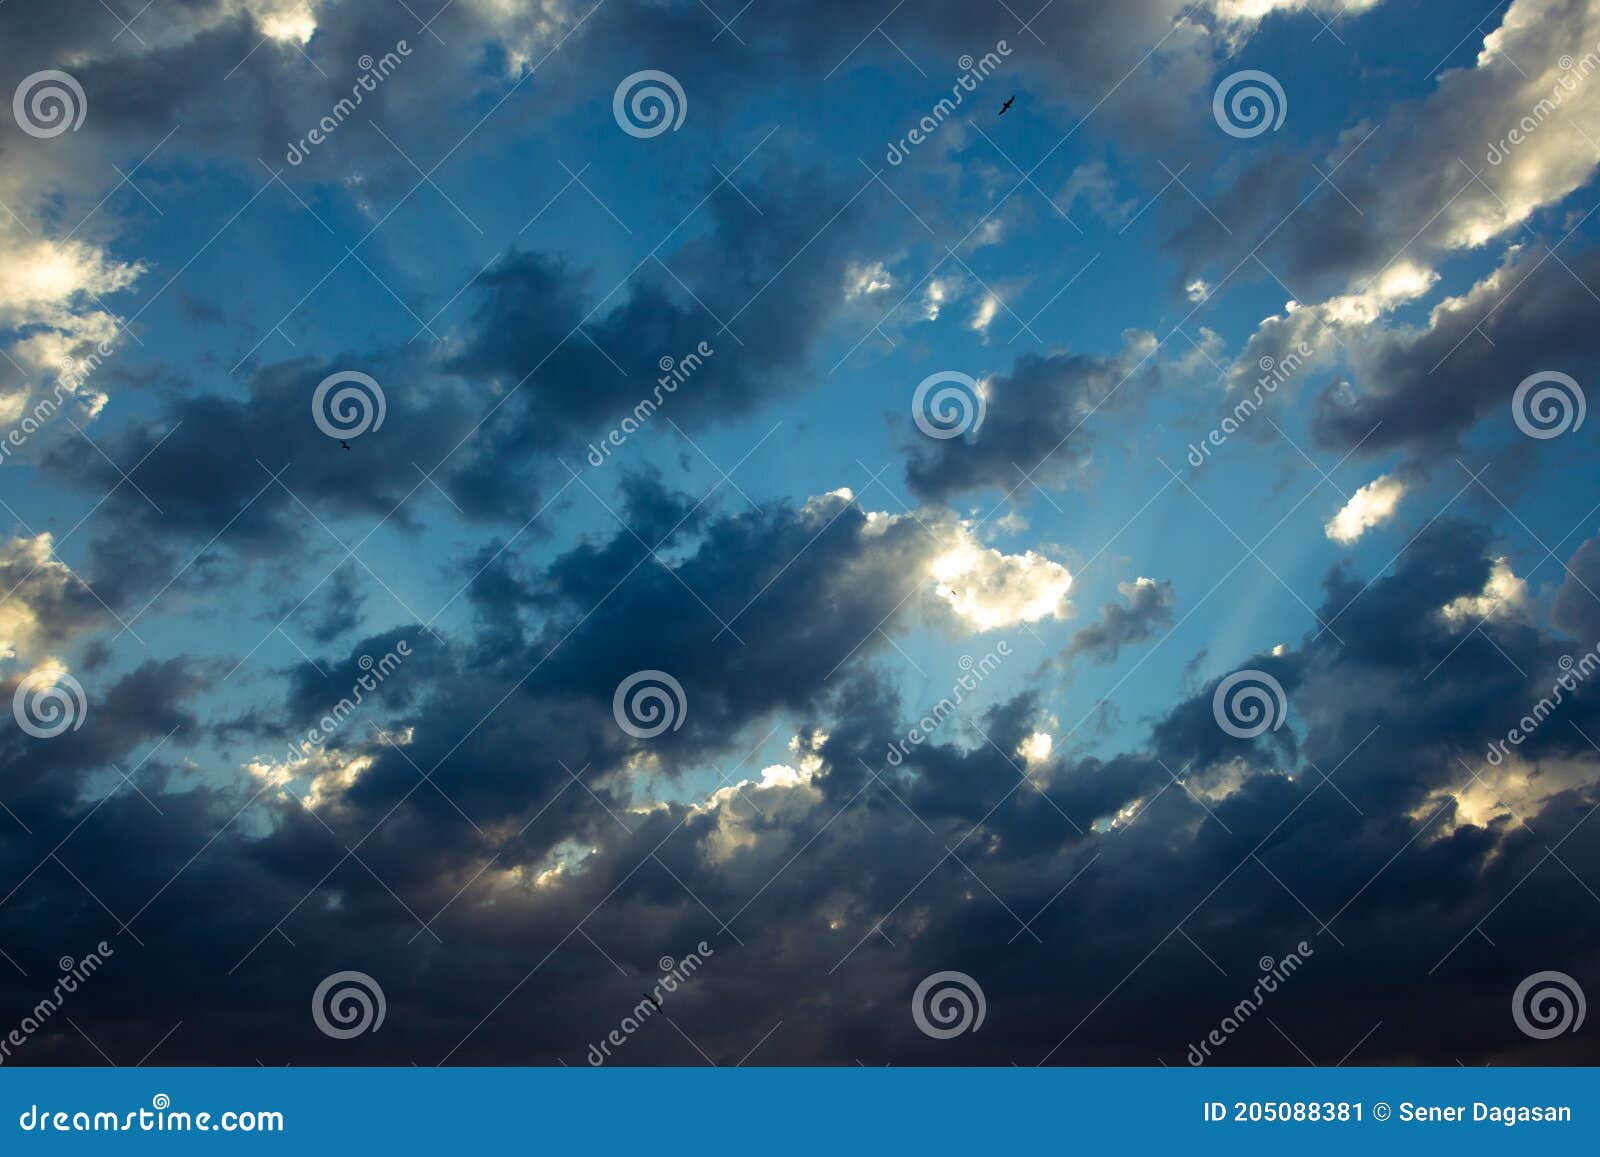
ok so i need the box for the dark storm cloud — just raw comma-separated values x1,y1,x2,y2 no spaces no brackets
6,512,1600,1065
905,345,1157,503
447,163,871,461
1062,576,1176,665
1311,244,1600,461
0,0,1239,183
1554,532,1600,642
46,163,871,606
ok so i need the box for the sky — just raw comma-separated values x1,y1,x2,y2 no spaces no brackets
0,0,1599,1065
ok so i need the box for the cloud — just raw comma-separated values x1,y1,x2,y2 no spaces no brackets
1311,244,1600,462
1324,473,1406,544
0,534,110,662
1063,576,1176,663
905,333,1161,502
1183,0,1600,299
1554,533,1600,641
927,524,1074,631
1440,556,1528,627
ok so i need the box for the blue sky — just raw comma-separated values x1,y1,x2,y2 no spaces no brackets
1,0,1600,1065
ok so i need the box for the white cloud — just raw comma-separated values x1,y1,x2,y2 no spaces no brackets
969,294,1001,337
0,534,101,662
844,260,893,300
1441,556,1528,625
929,525,1073,631
1324,473,1406,545
1314,260,1440,326
1210,0,1382,18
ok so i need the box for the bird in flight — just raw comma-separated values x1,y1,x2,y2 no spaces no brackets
339,440,351,450
999,95,1015,115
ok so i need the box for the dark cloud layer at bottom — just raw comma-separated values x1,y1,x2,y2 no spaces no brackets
1,503,1598,1066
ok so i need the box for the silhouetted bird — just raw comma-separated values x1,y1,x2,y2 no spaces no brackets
999,95,1015,115
339,440,351,450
